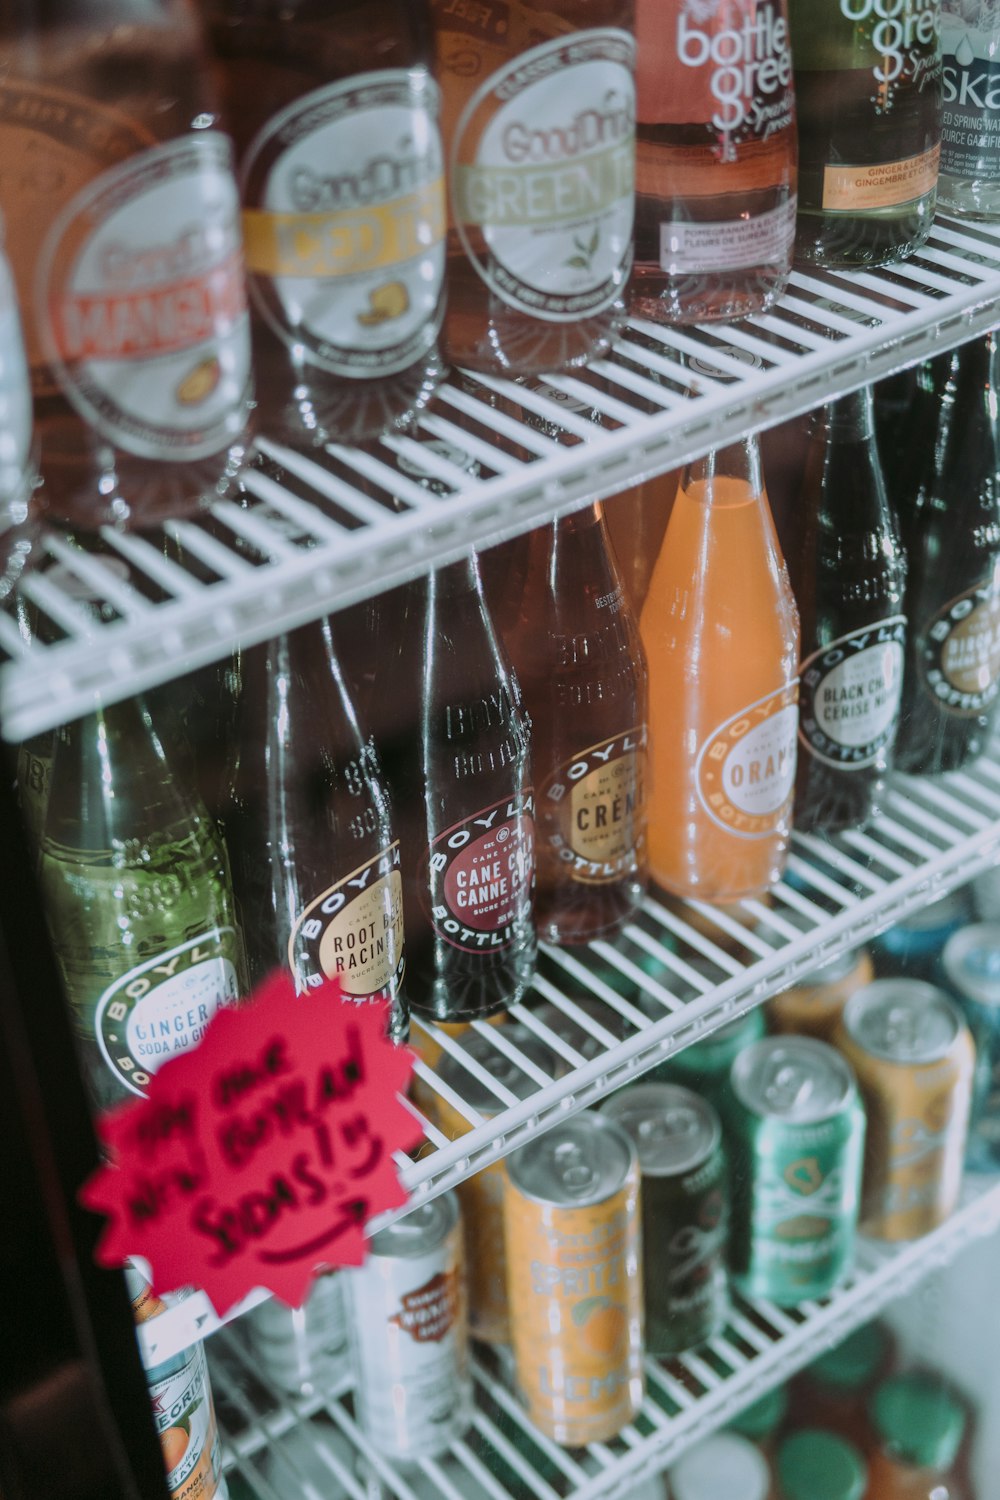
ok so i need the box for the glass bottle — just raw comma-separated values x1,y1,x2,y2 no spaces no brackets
867,1375,968,1499
37,695,248,1111
789,1320,892,1447
939,0,1000,219
503,503,648,945
0,0,252,529
221,617,407,1042
630,0,797,323
639,436,800,903
0,222,36,560
788,386,907,832
774,1430,867,1500
789,0,942,267
668,1432,771,1500
895,334,1000,776
199,0,446,446
429,0,637,375
379,555,536,1021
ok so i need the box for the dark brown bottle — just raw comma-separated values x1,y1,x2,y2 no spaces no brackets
200,0,446,446
788,387,907,832
429,0,636,375
895,334,1000,776
221,617,407,1043
0,0,252,529
379,556,536,1022
504,503,648,943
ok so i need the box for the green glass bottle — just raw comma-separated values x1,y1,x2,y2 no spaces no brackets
38,695,248,1111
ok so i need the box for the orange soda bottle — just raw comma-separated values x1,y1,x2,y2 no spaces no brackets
639,436,800,902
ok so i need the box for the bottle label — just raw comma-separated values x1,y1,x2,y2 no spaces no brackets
941,10,1000,179
821,144,941,211
919,579,1000,716
638,0,794,152
39,132,251,460
799,616,906,768
425,792,535,953
95,927,242,1097
452,30,636,322
696,682,799,838
289,843,405,1002
241,70,446,379
540,728,646,885
660,199,796,273
148,1340,227,1500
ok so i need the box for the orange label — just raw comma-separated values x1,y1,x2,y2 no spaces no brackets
822,144,941,211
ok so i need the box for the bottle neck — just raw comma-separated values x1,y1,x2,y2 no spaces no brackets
683,436,764,500
810,385,876,442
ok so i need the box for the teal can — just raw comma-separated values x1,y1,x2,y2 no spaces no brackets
651,1004,766,1111
726,1037,865,1306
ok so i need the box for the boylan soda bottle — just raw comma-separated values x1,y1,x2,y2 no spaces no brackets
199,0,447,446
895,333,1000,776
0,0,252,531
787,386,907,832
640,436,800,902
789,0,942,266
503,503,648,944
37,695,248,1110
221,617,407,1043
0,220,36,561
429,0,637,375
630,0,798,323
939,0,1000,219
378,557,536,1021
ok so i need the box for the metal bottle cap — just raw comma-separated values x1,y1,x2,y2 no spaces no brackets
507,1114,636,1209
436,1024,555,1113
843,980,960,1064
601,1082,720,1177
367,1192,459,1259
733,1037,856,1123
942,923,1000,1009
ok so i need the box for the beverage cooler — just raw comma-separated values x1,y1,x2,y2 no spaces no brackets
8,3,1000,1500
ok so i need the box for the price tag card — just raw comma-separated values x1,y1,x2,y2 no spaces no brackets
80,974,423,1314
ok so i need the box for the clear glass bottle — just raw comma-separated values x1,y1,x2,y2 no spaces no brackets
630,0,797,323
503,503,648,944
939,0,1000,219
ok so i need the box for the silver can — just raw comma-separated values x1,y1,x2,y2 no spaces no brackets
344,1192,470,1464
246,1273,348,1397
943,923,1000,1170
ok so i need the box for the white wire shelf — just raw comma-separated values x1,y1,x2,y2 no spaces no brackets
135,747,1000,1369
209,1172,1000,1500
4,213,1000,742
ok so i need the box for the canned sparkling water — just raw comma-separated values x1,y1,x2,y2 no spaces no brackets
651,1004,766,1107
505,1114,644,1446
727,1037,865,1305
942,923,1000,1170
769,948,874,1043
601,1082,729,1354
344,1193,471,1463
246,1273,348,1397
435,1023,557,1343
838,981,975,1239
126,1265,229,1500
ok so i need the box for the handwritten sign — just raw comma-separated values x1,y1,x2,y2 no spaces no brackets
80,973,422,1314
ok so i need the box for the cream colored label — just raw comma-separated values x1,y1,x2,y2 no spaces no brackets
541,727,646,885
921,579,1000,717
697,682,798,839
822,144,940,211
289,843,405,1001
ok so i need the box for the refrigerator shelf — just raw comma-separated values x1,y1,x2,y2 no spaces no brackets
211,1172,1000,1500
4,214,1000,743
135,749,1000,1370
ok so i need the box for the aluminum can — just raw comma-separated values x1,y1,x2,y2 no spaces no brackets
245,1272,348,1397
344,1192,470,1463
871,888,971,983
769,948,874,1043
838,980,975,1239
942,923,1000,1170
601,1082,729,1354
505,1114,644,1446
727,1037,865,1305
435,1023,558,1343
125,1265,230,1500
650,1003,766,1106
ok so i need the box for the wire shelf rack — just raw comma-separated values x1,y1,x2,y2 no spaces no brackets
4,214,1000,742
211,1173,1000,1500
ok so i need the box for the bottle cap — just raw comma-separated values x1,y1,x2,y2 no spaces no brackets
806,1322,889,1392
727,1382,788,1441
776,1430,867,1500
870,1374,966,1470
669,1432,769,1500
